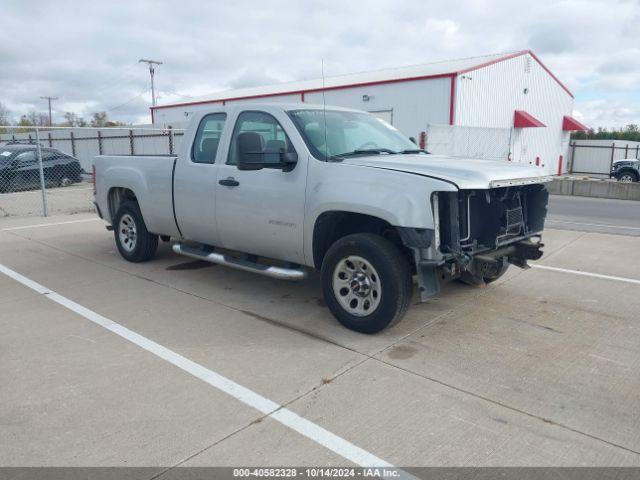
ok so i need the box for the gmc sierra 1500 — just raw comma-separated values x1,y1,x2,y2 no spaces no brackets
94,103,551,333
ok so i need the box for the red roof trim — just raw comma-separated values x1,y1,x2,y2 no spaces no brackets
457,50,528,74
514,110,545,128
459,50,574,98
151,72,455,113
527,50,574,98
562,115,588,131
149,50,573,121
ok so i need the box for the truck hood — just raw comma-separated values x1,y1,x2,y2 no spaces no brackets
342,154,553,189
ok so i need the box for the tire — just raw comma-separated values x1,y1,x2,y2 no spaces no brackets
113,201,158,262
321,233,413,334
483,258,510,284
459,257,510,285
58,175,72,187
617,171,638,183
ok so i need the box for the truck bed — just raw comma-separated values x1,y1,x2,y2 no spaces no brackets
94,155,180,237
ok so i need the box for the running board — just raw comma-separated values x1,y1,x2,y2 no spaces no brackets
172,243,308,281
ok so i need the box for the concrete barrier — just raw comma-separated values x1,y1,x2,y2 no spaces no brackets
547,177,640,201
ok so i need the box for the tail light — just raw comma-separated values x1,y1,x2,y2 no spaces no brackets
92,165,96,195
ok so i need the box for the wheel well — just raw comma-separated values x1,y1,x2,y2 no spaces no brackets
108,187,137,220
312,211,408,268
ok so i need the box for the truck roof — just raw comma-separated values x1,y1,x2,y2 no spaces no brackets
206,102,365,114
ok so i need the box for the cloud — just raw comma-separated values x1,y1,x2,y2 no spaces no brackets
0,0,637,128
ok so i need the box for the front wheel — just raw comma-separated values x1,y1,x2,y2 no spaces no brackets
113,201,158,262
321,233,413,334
618,172,638,183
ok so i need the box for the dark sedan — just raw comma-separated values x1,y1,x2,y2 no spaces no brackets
0,145,84,193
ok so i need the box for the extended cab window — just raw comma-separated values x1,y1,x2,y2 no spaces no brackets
192,113,226,164
227,111,295,166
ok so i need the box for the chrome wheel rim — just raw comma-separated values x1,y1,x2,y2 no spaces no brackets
332,255,381,317
60,177,71,187
118,214,137,252
620,174,633,183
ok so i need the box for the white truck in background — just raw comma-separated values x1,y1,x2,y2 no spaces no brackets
93,103,551,333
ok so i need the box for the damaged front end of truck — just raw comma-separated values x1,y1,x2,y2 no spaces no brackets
406,178,551,301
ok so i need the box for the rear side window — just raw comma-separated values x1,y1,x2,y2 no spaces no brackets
192,113,226,164
14,151,37,163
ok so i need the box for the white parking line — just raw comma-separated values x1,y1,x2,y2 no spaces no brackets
532,264,640,285
0,262,409,474
546,219,640,231
0,218,99,231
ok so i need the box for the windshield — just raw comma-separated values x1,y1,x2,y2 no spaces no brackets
288,109,417,161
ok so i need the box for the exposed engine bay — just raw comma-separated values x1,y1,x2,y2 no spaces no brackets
409,184,549,301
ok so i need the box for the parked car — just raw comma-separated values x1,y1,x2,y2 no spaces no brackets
94,103,551,333
0,145,83,192
610,158,640,182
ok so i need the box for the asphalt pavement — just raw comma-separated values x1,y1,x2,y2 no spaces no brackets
547,194,640,236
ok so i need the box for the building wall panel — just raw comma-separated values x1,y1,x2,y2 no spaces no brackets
455,53,574,174
303,77,451,139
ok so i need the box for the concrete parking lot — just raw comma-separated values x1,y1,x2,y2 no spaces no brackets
1,208,639,472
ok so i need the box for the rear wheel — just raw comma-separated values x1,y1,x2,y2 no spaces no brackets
321,233,413,334
113,201,158,262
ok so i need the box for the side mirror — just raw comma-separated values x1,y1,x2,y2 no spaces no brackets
409,136,417,145
280,151,298,172
237,132,265,171
237,132,298,172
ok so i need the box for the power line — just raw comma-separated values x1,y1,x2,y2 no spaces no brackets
90,62,144,99
96,88,150,114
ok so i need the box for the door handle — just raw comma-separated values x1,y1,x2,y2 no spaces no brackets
219,177,240,187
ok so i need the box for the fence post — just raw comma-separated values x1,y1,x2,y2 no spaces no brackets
47,132,53,147
636,145,639,159
610,142,615,171
625,144,629,158
168,126,174,155
34,127,49,217
129,129,135,155
569,142,576,173
97,131,103,155
70,131,76,157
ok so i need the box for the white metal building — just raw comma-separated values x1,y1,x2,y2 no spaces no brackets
151,50,586,174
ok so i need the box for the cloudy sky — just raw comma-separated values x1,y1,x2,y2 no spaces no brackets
1,0,638,128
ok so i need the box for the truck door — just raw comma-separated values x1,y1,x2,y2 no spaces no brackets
215,109,307,264
173,112,227,245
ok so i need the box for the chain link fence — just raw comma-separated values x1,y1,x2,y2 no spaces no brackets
0,126,184,218
426,124,512,161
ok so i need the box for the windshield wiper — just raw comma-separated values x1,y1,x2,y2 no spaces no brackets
329,148,397,160
398,148,429,154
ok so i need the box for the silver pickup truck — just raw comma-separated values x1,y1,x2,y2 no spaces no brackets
94,103,551,333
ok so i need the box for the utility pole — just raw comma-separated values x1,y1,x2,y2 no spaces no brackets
40,96,58,126
139,59,163,106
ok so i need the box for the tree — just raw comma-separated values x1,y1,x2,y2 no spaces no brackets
22,111,49,127
0,102,11,126
571,124,640,142
90,112,108,127
62,111,88,127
